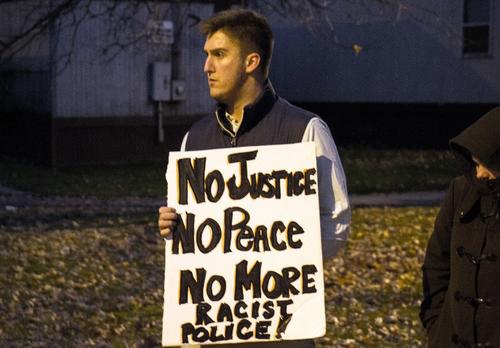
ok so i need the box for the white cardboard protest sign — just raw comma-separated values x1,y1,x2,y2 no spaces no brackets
162,142,325,346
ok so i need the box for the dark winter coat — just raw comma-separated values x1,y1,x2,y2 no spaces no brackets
420,107,500,348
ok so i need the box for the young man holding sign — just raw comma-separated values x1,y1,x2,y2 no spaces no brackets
159,9,350,348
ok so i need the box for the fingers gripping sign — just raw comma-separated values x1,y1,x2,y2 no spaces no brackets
159,206,178,237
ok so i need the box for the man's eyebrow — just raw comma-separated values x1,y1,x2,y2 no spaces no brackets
205,48,227,54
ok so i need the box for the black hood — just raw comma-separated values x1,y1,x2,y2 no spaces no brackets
450,106,500,178
450,106,500,219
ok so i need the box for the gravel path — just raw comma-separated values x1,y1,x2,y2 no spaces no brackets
0,185,445,212
349,190,445,207
0,185,165,215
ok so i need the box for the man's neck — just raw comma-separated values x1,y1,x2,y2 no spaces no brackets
226,79,264,122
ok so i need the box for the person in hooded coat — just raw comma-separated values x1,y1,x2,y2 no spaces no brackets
420,107,500,348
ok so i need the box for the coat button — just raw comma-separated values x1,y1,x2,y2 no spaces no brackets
475,343,494,348
456,246,465,257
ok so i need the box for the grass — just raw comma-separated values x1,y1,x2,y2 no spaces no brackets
0,147,449,346
0,158,167,197
0,147,459,197
0,206,435,347
317,206,436,347
341,147,458,193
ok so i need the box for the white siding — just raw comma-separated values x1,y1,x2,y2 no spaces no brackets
53,2,213,118
0,1,51,113
0,1,51,60
160,3,214,119
269,1,500,103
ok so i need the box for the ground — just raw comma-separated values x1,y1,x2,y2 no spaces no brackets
0,189,434,347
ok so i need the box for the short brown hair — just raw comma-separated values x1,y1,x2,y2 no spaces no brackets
200,9,274,78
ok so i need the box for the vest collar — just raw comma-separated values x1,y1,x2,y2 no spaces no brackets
215,79,278,138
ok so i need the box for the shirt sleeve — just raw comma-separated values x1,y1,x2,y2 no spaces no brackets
165,132,189,205
180,132,189,151
301,117,351,259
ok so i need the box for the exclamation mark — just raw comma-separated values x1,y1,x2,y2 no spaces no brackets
275,313,293,339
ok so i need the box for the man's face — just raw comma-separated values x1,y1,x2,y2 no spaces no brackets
203,30,247,104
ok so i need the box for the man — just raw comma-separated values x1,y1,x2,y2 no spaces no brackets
420,107,500,347
159,9,350,348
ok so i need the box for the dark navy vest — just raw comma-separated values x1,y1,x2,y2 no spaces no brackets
185,81,315,151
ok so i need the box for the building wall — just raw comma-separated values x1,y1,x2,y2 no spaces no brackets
0,1,52,163
3,1,499,164
0,1,215,165
52,2,213,119
0,1,51,113
48,2,214,165
269,1,500,104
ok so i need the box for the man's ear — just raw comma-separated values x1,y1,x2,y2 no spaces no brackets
245,52,261,74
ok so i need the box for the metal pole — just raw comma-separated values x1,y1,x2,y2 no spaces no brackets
158,101,165,143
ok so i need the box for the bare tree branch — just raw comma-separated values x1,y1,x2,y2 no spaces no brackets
0,0,459,69
1,0,77,60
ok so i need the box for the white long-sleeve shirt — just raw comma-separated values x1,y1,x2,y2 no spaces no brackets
301,117,351,258
179,116,351,259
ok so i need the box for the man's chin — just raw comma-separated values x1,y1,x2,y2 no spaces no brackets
209,92,226,104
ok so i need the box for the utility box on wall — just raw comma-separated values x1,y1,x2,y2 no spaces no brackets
151,62,172,101
171,80,186,101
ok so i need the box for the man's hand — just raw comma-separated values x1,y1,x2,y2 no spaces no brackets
158,206,178,237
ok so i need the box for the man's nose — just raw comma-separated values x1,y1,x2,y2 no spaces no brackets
204,57,213,74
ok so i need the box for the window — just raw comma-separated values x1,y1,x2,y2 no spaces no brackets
463,0,493,55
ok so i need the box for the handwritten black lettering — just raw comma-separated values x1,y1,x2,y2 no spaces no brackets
176,150,317,204
235,261,318,300
174,208,305,254
179,268,206,304
196,302,214,325
227,151,258,199
179,268,228,304
178,158,206,204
